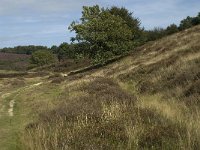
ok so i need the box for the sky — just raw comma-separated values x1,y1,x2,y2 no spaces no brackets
0,0,200,48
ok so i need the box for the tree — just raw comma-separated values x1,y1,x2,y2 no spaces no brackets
69,5,134,63
30,50,57,66
166,24,179,35
50,45,58,54
57,43,69,62
56,42,76,61
179,16,193,30
192,12,200,25
145,27,166,41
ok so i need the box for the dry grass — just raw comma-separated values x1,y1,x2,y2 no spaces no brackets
21,76,199,149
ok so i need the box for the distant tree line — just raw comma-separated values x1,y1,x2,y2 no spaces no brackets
0,45,49,55
1,6,200,66
144,12,200,41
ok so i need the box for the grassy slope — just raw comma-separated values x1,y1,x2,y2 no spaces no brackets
0,25,199,150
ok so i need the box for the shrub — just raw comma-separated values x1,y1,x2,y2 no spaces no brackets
30,50,57,66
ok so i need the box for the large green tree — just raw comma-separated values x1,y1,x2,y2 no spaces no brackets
69,5,134,63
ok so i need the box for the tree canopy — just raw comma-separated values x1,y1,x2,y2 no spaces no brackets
108,6,142,42
69,5,141,63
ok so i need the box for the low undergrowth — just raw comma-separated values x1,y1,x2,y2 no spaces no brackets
21,78,198,150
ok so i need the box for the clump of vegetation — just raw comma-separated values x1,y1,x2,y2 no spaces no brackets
30,50,57,66
49,73,65,84
51,77,65,84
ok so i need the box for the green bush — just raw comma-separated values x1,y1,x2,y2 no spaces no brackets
30,50,57,66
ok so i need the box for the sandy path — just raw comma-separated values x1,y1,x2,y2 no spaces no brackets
8,100,15,117
0,82,43,118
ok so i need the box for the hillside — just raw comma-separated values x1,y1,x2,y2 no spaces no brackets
0,52,30,71
0,25,199,150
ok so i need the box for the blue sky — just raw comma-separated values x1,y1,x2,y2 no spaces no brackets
0,0,199,48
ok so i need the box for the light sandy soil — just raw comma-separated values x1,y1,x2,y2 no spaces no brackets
0,82,43,118
8,100,15,117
